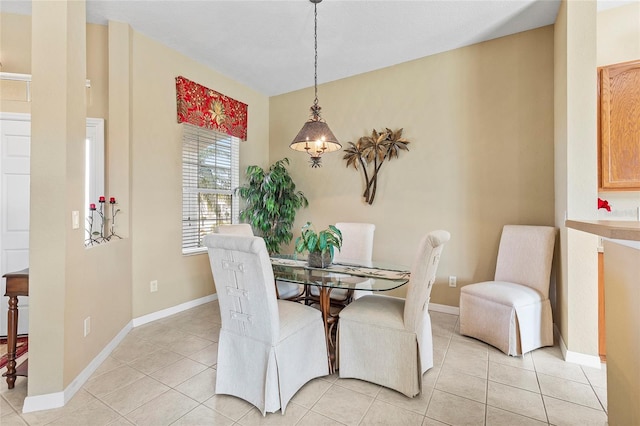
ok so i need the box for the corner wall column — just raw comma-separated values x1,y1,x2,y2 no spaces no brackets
28,0,87,399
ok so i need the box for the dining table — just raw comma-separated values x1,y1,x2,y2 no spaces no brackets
270,255,411,373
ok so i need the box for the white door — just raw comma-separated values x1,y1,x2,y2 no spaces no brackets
0,115,31,336
0,115,104,336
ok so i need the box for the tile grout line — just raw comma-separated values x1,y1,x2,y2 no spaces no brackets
581,364,608,413
484,330,489,425
531,350,552,425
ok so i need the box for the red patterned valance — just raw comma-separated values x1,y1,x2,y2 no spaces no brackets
176,76,248,140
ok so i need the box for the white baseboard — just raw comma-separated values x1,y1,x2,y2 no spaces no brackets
22,321,132,413
21,392,65,414
132,294,218,327
22,293,218,413
554,324,602,369
429,303,459,315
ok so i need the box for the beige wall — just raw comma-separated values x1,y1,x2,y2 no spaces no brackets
29,0,86,395
603,239,640,425
554,0,600,357
0,13,31,74
86,23,108,120
597,3,640,217
551,0,640,359
270,27,556,305
597,2,640,67
12,4,134,395
1,9,269,397
1,13,32,113
0,14,107,118
128,31,269,318
554,0,569,343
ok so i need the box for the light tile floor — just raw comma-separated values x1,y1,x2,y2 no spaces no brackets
0,301,608,425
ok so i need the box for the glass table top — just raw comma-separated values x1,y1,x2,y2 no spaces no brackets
270,254,410,291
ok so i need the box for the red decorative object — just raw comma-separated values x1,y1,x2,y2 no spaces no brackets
176,76,248,140
598,198,611,212
0,336,28,370
86,196,121,246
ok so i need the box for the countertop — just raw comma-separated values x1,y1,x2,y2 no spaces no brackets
565,220,640,242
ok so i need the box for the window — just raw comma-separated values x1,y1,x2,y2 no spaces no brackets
85,118,105,241
182,124,239,254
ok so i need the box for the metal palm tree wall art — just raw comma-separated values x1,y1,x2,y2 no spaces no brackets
343,128,410,205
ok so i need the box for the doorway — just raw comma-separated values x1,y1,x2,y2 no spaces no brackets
0,113,104,336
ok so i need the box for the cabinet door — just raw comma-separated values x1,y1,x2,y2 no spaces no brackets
599,60,640,190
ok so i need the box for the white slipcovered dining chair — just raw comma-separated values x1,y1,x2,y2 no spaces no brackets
459,225,556,356
215,223,253,236
204,234,328,415
215,224,303,300
308,222,376,305
338,230,450,397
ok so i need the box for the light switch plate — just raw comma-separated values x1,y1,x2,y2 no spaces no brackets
72,211,80,229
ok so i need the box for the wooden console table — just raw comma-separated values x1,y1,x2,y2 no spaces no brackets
2,268,28,389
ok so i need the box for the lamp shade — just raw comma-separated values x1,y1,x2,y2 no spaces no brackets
290,120,341,156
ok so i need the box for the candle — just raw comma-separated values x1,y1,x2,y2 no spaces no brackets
109,197,116,204
99,196,106,203
89,203,96,210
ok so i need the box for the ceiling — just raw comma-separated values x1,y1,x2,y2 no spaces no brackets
0,0,635,96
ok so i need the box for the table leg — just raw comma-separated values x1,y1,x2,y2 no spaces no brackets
317,287,335,374
5,295,18,389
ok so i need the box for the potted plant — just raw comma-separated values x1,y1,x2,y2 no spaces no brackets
294,222,343,268
235,158,308,254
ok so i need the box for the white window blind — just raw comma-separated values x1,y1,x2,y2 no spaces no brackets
182,123,239,254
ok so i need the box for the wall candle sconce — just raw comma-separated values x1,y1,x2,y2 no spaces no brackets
85,196,121,246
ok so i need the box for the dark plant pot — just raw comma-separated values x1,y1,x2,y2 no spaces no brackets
308,251,332,268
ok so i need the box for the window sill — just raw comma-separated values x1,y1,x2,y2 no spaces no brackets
182,247,208,256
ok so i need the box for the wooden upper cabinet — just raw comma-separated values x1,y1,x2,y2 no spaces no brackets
598,60,640,190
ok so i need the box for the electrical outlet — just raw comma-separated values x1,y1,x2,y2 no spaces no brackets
84,317,91,337
150,280,158,292
448,276,457,287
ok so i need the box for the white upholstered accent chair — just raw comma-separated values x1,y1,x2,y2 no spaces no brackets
459,225,556,356
338,230,450,397
204,234,328,415
215,224,303,300
308,222,376,305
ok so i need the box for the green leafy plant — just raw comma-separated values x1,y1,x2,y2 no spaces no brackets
236,158,308,253
294,222,343,259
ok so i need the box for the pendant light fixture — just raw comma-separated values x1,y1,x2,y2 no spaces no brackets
290,0,341,168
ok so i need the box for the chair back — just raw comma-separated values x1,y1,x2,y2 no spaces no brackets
204,234,280,344
494,225,556,297
334,222,375,263
215,224,253,236
403,230,450,332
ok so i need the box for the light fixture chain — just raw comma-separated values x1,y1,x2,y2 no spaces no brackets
290,0,341,166
313,1,318,108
